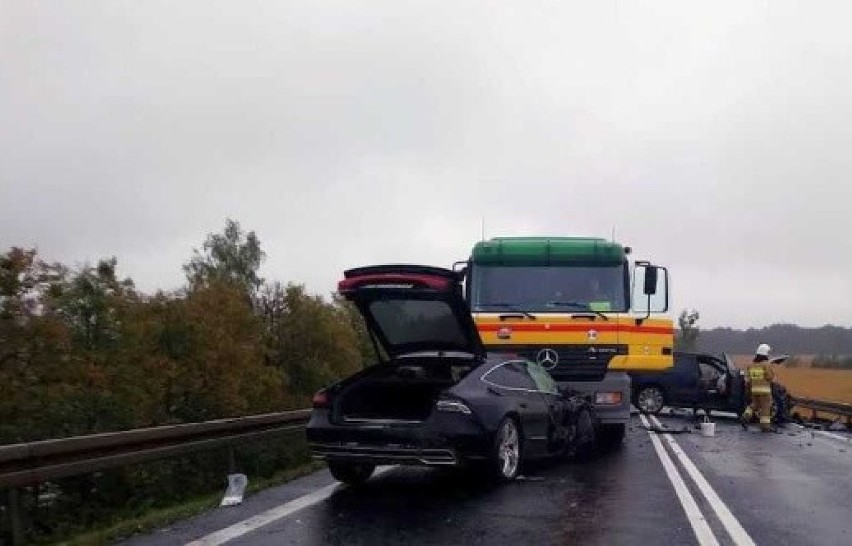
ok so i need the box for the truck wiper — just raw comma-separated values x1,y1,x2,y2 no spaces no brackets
477,302,537,320
545,301,609,321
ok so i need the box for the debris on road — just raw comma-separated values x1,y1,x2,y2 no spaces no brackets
641,423,691,434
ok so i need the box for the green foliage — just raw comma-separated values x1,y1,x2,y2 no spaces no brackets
0,221,371,543
183,219,266,295
675,308,700,351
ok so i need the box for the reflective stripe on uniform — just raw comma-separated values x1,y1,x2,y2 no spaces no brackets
751,386,771,394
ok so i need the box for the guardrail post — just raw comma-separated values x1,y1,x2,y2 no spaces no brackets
227,445,236,474
8,487,24,546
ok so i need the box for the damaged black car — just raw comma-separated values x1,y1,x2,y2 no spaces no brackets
306,265,595,485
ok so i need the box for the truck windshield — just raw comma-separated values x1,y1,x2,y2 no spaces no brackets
469,264,629,313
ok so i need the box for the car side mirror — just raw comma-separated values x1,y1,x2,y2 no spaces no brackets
643,266,659,295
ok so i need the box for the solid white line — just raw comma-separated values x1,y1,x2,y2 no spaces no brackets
186,467,393,546
791,423,852,443
649,415,756,546
638,414,719,546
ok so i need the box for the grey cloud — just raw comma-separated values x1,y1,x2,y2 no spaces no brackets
2,1,851,328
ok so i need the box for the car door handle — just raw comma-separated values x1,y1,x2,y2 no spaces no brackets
519,403,528,409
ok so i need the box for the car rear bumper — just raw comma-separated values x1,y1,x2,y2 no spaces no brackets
306,410,490,467
309,443,459,465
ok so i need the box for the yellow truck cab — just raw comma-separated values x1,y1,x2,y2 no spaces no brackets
460,237,673,448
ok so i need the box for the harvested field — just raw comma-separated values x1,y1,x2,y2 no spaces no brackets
731,355,852,403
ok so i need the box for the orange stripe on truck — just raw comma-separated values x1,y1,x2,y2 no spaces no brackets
475,323,673,335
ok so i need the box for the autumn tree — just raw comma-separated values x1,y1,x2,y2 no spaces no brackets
675,308,700,351
264,284,363,400
183,219,265,296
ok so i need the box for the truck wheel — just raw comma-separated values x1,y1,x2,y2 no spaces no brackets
636,386,665,414
597,423,625,452
328,461,375,486
489,417,522,481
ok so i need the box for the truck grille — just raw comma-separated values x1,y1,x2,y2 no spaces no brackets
486,344,627,382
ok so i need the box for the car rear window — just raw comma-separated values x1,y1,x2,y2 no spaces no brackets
368,299,467,347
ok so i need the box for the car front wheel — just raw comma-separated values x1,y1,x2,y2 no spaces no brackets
328,461,375,486
636,386,666,414
490,417,522,481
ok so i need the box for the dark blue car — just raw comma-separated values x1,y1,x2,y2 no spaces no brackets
629,352,749,415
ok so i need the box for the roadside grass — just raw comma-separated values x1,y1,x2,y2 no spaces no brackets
64,460,326,546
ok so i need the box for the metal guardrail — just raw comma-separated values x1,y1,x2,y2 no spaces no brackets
0,409,311,545
790,396,852,426
0,409,311,489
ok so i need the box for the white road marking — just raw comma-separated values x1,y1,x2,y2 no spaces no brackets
791,423,852,443
649,415,756,546
186,466,394,546
638,413,719,546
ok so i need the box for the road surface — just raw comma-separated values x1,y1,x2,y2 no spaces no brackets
123,413,852,546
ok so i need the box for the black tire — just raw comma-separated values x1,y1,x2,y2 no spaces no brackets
328,461,375,486
597,423,625,453
635,385,666,414
489,417,522,482
570,408,597,460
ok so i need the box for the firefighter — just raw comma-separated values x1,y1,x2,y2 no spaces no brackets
741,343,776,432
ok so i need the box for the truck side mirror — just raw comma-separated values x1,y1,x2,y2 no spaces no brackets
643,265,659,295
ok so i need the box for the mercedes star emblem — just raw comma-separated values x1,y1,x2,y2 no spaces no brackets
536,348,559,370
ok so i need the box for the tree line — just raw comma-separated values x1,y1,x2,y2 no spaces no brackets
697,323,852,355
0,219,372,445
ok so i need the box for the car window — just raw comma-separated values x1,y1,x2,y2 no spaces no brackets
482,361,537,390
368,299,467,346
526,361,560,394
698,362,722,381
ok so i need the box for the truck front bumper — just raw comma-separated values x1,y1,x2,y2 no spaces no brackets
559,371,631,425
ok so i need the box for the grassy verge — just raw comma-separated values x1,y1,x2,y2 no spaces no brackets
64,460,326,546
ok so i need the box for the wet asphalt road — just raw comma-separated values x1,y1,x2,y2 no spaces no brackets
123,414,852,546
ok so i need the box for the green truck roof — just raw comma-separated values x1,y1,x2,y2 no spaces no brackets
471,237,627,266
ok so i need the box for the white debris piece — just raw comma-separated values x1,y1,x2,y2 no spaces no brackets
221,473,248,506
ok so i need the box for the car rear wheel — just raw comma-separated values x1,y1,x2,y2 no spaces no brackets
328,461,375,486
636,386,665,414
490,417,521,481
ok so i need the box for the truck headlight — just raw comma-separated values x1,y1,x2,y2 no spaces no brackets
595,392,623,405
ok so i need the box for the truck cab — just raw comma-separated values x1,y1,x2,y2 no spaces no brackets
460,237,673,448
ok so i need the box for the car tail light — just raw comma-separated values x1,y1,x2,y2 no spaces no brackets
595,392,623,406
435,399,472,415
312,390,329,409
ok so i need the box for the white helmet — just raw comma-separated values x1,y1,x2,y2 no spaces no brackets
755,343,771,357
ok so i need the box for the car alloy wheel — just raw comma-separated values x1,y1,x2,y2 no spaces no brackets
495,418,521,480
637,386,665,414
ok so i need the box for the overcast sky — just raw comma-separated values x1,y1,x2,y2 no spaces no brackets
2,1,851,329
